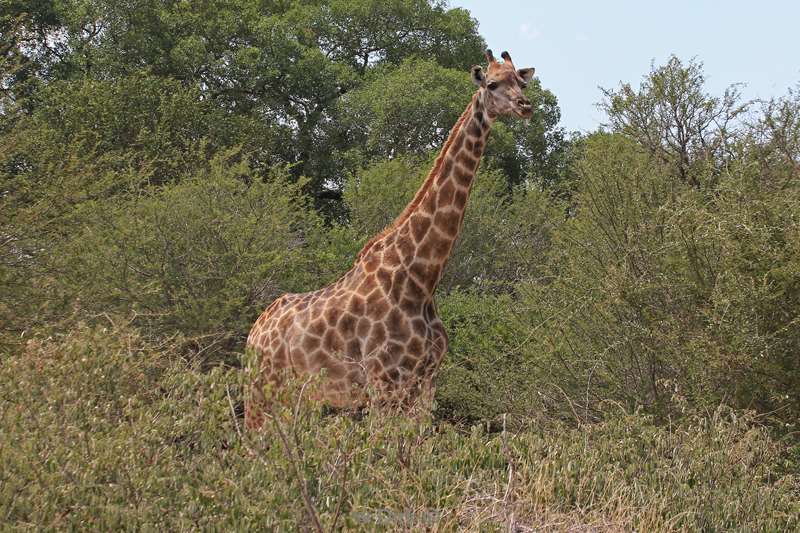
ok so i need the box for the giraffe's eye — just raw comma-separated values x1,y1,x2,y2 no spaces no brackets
487,81,498,90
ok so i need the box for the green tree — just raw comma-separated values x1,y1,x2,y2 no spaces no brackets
600,56,748,188
337,59,472,165
1,0,485,203
748,83,800,189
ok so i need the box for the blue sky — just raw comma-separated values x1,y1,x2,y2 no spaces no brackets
450,0,800,132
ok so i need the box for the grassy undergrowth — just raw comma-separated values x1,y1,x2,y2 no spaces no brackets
1,323,798,531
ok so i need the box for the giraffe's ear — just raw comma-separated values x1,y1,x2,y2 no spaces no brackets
517,68,535,83
471,65,485,87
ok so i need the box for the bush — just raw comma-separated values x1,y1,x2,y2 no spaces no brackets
0,74,280,344
510,132,800,426
435,290,539,427
1,322,796,530
343,155,428,238
441,170,558,290
48,154,335,352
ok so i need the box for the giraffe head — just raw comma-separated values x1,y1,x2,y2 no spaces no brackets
471,49,535,118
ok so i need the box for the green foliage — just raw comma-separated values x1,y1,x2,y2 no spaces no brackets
435,290,536,426
1,3,799,526
1,323,797,530
51,155,335,348
429,123,799,429
504,131,800,426
600,56,747,187
1,74,271,195
293,0,485,71
750,82,800,188
1,0,487,201
343,155,428,236
528,133,689,416
442,170,558,290
339,58,474,161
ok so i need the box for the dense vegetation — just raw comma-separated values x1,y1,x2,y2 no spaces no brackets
1,1,798,529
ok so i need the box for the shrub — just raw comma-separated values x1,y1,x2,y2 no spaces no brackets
49,154,334,352
511,132,800,426
1,322,796,531
342,155,428,238
435,289,539,427
0,74,280,344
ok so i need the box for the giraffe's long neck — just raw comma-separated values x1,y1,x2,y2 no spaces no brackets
356,91,494,297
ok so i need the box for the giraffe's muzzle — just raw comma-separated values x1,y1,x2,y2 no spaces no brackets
516,97,533,117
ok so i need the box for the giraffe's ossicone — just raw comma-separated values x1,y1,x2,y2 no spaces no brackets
245,49,535,429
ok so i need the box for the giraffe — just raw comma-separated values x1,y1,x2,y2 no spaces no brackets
245,49,535,429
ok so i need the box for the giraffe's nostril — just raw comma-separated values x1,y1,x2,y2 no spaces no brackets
517,98,531,108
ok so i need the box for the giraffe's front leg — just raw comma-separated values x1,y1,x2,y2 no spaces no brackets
412,320,448,412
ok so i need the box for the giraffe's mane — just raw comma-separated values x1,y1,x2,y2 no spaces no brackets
355,92,478,261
